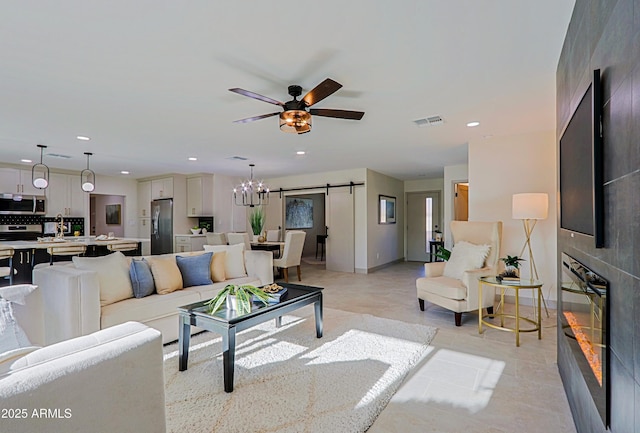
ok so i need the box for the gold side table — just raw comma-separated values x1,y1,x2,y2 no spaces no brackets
478,276,543,347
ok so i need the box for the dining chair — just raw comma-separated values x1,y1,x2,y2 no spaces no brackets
0,246,16,285
107,241,139,256
226,232,251,250
273,231,306,283
205,232,227,245
266,230,280,242
47,244,87,265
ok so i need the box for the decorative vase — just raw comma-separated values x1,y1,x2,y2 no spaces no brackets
226,294,251,313
226,295,238,311
257,234,266,243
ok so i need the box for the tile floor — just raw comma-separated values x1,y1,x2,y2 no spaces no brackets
292,260,577,433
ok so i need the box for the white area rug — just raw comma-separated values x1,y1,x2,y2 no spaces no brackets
163,308,437,433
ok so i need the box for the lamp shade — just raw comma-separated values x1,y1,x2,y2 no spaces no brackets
512,193,548,220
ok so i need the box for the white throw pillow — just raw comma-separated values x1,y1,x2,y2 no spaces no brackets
443,241,491,280
203,244,247,279
73,252,134,306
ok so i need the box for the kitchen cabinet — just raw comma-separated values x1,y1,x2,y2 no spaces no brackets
151,177,173,199
174,235,206,253
186,175,213,217
0,168,42,196
138,217,151,239
46,172,86,217
137,181,151,217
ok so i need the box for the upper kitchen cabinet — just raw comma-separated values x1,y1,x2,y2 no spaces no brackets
137,180,151,217
151,177,173,199
186,175,213,217
0,167,43,196
46,172,86,217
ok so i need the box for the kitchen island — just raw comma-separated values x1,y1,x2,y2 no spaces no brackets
0,237,149,284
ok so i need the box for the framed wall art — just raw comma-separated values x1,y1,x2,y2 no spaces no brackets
379,195,396,224
285,197,313,229
105,204,122,225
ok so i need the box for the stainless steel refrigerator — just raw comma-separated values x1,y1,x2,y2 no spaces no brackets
151,198,173,255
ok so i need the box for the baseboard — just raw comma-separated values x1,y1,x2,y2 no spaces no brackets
359,258,405,274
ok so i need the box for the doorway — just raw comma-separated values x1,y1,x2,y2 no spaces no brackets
454,183,469,221
407,191,441,262
90,194,126,237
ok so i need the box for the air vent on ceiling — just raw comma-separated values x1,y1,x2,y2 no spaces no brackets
47,153,72,159
226,156,248,161
414,115,444,127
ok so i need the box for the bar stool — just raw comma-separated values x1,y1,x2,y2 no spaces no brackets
0,246,15,285
107,241,139,256
47,244,87,265
315,234,327,261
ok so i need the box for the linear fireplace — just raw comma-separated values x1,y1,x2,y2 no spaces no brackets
560,253,609,426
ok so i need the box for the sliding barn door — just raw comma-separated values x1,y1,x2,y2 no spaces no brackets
326,190,354,273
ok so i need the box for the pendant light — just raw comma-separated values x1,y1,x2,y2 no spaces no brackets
32,144,49,189
81,152,96,192
233,164,269,207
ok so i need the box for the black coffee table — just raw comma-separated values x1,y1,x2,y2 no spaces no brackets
177,283,323,392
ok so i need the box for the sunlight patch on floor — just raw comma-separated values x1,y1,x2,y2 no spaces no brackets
392,348,505,414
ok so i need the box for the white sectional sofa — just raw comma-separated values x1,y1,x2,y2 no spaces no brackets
32,244,274,344
0,284,166,433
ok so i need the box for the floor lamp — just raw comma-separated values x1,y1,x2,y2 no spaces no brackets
512,193,549,317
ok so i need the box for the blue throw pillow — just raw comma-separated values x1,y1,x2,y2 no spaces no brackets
176,252,213,287
130,259,155,298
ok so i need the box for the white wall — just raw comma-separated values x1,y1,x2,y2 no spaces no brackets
212,173,245,233
366,169,404,269
468,130,557,302
443,164,468,249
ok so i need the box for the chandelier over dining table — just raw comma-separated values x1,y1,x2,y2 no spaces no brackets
233,164,269,207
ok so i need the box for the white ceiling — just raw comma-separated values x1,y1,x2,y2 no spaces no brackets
0,1,575,181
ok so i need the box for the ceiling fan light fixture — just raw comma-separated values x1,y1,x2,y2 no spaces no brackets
279,110,312,134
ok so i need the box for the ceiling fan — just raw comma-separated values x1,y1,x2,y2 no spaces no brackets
229,78,364,134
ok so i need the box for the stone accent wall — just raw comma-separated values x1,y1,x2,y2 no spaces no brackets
556,1,640,432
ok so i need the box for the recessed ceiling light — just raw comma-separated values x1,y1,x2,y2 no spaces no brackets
76,135,91,141
188,157,197,161
296,151,306,155
120,171,130,175
466,121,480,127
21,159,32,163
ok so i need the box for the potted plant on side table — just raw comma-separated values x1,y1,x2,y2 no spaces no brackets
498,255,525,281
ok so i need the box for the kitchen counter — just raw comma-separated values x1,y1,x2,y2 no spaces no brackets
0,237,149,250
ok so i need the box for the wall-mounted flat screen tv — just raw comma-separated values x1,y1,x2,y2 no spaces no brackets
559,69,604,248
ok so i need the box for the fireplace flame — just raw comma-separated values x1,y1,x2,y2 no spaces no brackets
563,312,602,386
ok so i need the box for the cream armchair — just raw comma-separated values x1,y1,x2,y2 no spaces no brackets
416,221,502,326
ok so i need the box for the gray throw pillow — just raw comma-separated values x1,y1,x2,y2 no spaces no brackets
176,252,213,287
130,259,156,298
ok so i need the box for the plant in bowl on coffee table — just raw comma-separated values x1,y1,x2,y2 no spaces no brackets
205,284,272,315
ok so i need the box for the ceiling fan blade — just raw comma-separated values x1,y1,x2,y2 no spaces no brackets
302,78,343,107
232,112,280,123
229,88,284,106
309,108,365,120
